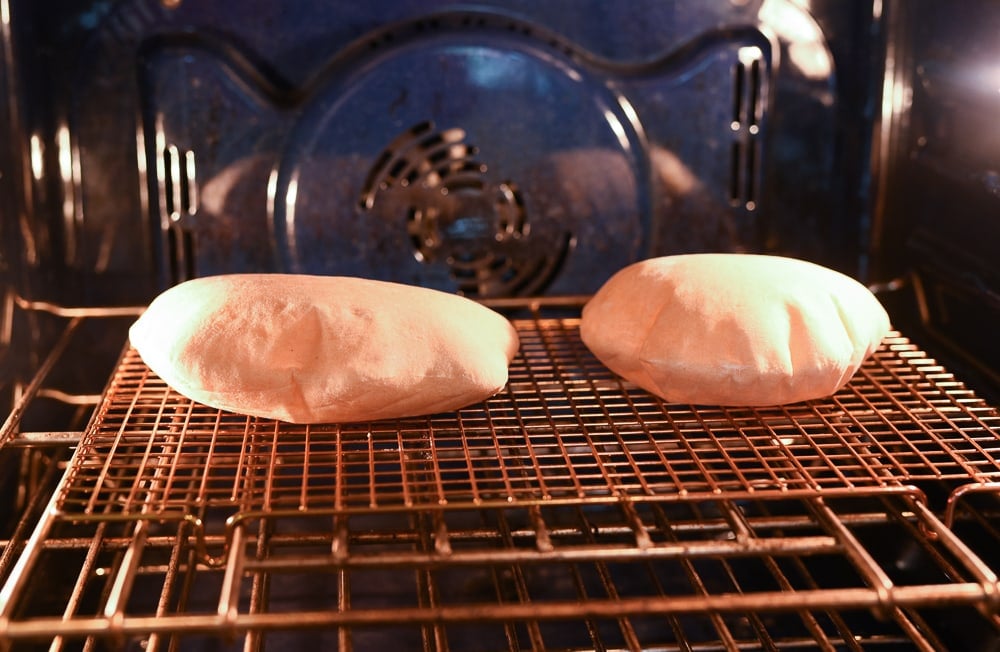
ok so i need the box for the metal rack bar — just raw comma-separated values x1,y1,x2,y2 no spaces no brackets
0,296,145,446
0,316,83,446
0,581,994,640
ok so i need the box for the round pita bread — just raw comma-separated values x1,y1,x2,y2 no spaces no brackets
580,254,890,406
129,274,520,423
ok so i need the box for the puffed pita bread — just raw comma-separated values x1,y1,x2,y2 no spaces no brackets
128,274,520,423
580,254,890,406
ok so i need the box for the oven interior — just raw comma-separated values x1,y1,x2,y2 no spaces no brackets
2,1,1000,650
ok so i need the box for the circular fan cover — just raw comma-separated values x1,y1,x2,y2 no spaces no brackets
272,16,646,297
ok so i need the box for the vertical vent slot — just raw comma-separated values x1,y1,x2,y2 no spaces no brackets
167,223,195,284
161,144,198,282
729,142,742,204
745,139,758,211
731,59,745,128
730,47,764,211
747,58,761,129
163,144,198,220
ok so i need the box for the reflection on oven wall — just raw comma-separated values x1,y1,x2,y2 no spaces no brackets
872,0,1000,392
0,0,878,310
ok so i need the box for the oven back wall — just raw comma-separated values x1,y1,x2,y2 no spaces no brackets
0,0,880,307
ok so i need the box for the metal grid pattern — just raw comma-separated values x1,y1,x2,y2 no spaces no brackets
60,314,1000,517
2,490,999,650
2,305,1000,650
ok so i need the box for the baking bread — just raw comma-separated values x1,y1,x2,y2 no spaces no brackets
580,254,890,406
128,274,520,423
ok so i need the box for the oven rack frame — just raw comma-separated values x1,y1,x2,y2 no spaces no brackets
2,296,1000,650
0,489,998,649
5,296,1000,505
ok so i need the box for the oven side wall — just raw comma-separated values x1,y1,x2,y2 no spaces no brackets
872,0,1000,400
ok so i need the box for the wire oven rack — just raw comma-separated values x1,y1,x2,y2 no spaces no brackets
2,299,1000,650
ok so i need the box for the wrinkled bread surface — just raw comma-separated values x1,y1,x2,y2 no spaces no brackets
129,274,520,423
580,254,890,406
